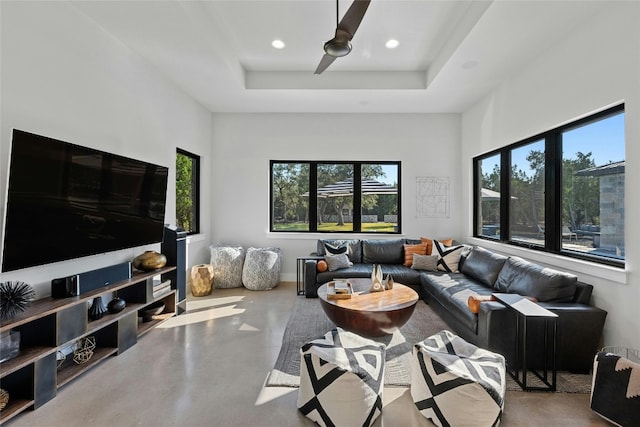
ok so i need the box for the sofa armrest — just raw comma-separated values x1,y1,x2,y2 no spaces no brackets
477,301,607,373
477,301,516,360
304,259,319,298
539,303,607,373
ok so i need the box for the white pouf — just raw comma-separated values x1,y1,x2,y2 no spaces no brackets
242,247,281,290
411,330,506,427
297,328,385,427
209,245,245,288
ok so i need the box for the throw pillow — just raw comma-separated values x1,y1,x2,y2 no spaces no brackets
324,242,348,256
317,260,328,272
420,237,454,255
324,253,353,271
433,240,465,273
467,295,496,313
411,254,439,271
403,243,428,267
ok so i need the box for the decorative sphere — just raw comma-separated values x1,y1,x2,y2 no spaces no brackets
317,260,328,272
133,251,167,271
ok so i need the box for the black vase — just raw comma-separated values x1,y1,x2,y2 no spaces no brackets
88,296,107,321
107,297,126,314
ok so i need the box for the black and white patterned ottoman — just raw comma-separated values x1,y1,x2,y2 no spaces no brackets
297,327,385,427
411,330,506,427
591,349,640,427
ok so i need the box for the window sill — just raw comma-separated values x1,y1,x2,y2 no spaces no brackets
468,237,626,285
266,232,404,240
186,233,206,244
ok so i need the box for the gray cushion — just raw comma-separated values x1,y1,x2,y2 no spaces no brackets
325,253,353,271
494,257,577,302
316,239,362,264
362,239,405,264
412,254,438,271
460,247,508,288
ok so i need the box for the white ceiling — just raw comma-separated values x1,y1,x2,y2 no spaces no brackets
71,1,607,114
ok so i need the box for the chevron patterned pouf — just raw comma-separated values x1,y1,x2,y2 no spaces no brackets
411,330,506,427
591,350,640,426
297,327,385,427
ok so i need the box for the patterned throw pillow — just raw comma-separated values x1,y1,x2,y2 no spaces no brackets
403,243,428,267
420,237,454,255
325,253,353,271
433,240,465,273
411,254,439,271
324,242,348,256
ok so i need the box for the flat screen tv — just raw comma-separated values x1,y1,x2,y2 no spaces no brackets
2,129,169,272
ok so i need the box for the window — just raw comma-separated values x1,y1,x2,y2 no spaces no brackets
176,149,200,234
509,139,545,246
473,105,625,267
271,161,400,233
476,153,501,239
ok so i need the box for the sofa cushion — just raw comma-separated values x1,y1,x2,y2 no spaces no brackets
316,239,362,264
376,264,423,287
421,273,494,333
325,253,353,271
460,247,508,288
494,257,577,302
363,239,405,264
317,264,373,283
316,264,423,287
404,243,428,266
323,241,348,256
412,254,438,271
433,241,465,273
420,237,454,255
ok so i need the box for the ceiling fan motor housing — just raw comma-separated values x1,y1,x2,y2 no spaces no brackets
324,39,352,57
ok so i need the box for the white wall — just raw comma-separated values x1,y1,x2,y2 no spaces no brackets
211,113,461,280
0,2,212,297
461,2,640,350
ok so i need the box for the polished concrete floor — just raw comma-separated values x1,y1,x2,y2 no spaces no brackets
10,282,609,426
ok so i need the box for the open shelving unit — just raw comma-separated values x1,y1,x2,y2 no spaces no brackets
0,266,177,424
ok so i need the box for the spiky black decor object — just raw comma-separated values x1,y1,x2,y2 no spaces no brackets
0,281,35,320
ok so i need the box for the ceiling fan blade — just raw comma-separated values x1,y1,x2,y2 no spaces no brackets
314,54,338,75
338,0,371,38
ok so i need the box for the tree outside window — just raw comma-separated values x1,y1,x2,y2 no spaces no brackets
473,104,624,267
271,161,400,233
176,149,200,234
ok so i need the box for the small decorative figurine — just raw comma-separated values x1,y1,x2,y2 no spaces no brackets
384,274,394,290
369,264,385,293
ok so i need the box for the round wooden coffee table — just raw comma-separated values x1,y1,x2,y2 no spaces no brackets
317,278,419,337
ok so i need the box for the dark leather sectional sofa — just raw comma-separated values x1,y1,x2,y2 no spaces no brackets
304,238,607,373
304,238,424,297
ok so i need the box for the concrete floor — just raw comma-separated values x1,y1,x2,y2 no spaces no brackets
10,282,609,426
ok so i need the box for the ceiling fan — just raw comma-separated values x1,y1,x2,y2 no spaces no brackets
314,0,372,75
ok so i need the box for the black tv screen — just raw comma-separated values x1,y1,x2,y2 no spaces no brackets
2,129,169,272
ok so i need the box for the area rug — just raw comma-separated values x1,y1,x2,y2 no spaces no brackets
266,297,593,393
505,371,592,393
266,297,451,387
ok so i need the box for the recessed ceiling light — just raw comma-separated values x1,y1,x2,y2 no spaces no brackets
272,39,285,49
385,39,399,49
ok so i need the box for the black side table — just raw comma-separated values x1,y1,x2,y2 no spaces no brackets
493,293,559,391
296,256,324,295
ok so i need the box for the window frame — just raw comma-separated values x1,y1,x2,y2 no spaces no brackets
473,104,624,268
270,160,401,234
176,148,200,235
